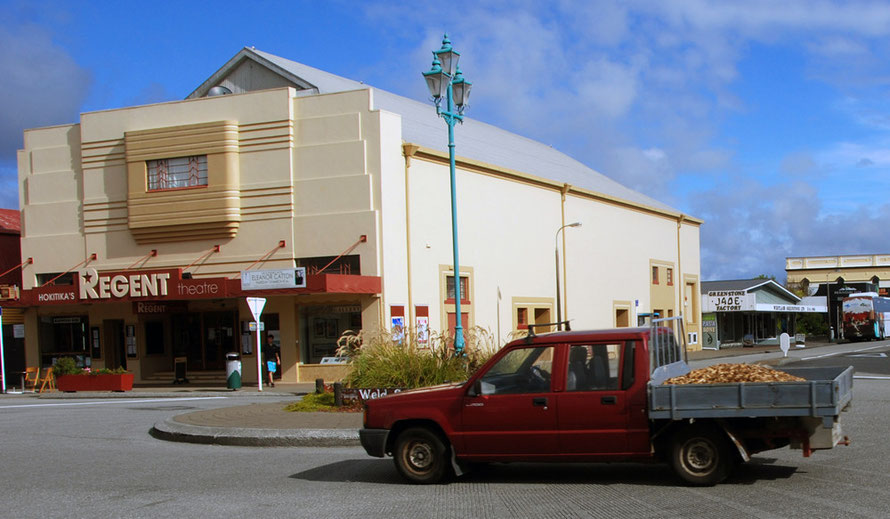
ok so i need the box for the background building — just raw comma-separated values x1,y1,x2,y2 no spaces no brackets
1,208,25,380
701,279,826,348
11,47,703,383
786,254,889,339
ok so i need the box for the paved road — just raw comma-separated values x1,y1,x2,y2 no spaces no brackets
1,342,888,518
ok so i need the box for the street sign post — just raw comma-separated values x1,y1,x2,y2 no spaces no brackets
246,297,267,391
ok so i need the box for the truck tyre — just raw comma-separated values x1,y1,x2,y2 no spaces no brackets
393,427,450,484
670,425,733,486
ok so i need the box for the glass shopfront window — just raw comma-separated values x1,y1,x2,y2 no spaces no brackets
300,304,362,364
38,315,90,368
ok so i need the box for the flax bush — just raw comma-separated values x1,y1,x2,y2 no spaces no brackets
337,326,499,389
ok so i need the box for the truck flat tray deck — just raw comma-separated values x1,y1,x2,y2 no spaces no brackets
648,366,854,420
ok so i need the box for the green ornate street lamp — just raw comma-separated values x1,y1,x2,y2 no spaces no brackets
423,34,472,354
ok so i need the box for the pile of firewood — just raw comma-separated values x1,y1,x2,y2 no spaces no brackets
663,363,806,384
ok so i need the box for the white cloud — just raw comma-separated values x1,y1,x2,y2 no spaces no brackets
692,175,890,280
808,36,869,57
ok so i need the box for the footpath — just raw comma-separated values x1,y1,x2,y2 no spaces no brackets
2,339,843,448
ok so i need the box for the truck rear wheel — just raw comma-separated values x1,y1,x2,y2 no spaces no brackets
670,425,733,486
393,427,450,484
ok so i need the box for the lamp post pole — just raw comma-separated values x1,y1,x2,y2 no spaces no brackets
423,34,472,354
555,222,581,331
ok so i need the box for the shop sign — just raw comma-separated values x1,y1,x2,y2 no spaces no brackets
341,387,404,402
133,301,186,314
241,268,307,290
702,314,717,332
53,317,82,324
80,268,172,300
755,304,826,313
707,290,754,312
37,287,76,303
175,278,225,299
331,305,361,314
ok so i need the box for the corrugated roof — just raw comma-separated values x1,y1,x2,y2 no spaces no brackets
0,208,20,234
193,48,687,216
701,278,800,302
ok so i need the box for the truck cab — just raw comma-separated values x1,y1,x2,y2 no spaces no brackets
361,327,668,480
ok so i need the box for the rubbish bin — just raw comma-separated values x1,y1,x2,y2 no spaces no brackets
225,352,242,390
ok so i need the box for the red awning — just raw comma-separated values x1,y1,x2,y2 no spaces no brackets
8,269,380,307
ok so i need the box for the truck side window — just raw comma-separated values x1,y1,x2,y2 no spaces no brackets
478,346,554,395
565,344,620,391
621,341,636,390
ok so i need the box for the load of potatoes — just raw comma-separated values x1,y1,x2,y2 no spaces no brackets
664,363,806,384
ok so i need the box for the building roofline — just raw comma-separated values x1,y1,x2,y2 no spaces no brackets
409,143,703,225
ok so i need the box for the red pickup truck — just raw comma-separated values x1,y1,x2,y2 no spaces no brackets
359,324,852,486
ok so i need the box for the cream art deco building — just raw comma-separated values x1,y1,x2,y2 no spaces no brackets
12,47,703,383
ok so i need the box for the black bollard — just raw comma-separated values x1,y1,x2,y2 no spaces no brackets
315,378,324,394
333,382,343,407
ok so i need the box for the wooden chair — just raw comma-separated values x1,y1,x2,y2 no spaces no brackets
23,367,40,391
37,367,56,393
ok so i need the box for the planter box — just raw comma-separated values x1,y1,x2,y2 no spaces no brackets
56,373,135,392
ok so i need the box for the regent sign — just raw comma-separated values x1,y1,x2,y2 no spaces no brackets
80,268,171,300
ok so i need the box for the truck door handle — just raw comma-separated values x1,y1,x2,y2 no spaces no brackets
532,397,548,407
601,396,617,405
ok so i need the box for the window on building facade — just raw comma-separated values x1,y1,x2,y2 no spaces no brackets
666,268,673,286
616,308,629,327
652,266,659,285
298,255,361,275
517,307,528,329
446,275,470,303
36,272,74,286
147,155,208,191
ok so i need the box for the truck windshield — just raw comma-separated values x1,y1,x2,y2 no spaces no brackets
478,346,554,395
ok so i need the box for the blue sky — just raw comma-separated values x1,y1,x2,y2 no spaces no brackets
3,0,890,281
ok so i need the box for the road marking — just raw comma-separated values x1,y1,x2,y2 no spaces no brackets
0,396,227,409
847,353,888,358
853,376,890,380
802,344,888,361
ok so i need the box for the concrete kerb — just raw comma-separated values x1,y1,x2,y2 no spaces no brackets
150,418,360,447
33,390,305,400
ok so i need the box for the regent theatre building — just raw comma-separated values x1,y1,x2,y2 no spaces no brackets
10,47,703,384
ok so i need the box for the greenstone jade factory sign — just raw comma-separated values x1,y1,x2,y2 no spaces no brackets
708,291,754,312
707,290,826,313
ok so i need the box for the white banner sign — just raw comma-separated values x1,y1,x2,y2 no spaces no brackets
755,304,827,313
241,268,307,290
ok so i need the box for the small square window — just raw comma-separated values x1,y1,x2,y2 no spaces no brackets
517,308,528,329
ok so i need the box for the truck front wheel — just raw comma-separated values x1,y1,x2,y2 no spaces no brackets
670,425,733,486
393,427,450,484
